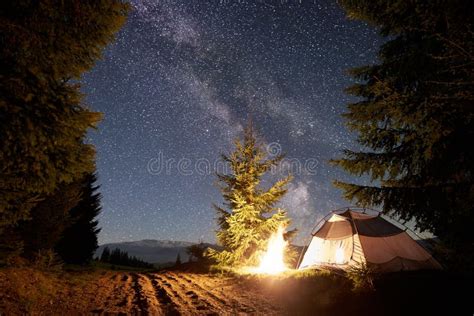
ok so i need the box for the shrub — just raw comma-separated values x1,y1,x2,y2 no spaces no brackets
346,262,376,291
32,249,63,271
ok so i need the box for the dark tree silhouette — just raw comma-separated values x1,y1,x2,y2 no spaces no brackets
175,253,182,266
56,173,102,264
18,182,82,260
100,247,111,262
99,247,153,268
0,0,128,261
187,243,206,263
333,0,474,253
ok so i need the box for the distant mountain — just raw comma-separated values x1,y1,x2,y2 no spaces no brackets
95,239,218,264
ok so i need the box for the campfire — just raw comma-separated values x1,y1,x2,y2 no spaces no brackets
251,226,288,275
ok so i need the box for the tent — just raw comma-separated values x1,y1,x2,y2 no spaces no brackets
298,208,442,272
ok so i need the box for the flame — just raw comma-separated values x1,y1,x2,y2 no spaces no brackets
335,245,344,264
254,226,288,274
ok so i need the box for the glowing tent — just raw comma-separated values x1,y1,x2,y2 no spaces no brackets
298,209,442,272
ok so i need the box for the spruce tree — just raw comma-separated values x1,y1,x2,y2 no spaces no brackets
209,124,293,267
175,253,182,266
110,248,123,265
187,243,206,263
0,1,128,257
56,173,102,264
17,182,82,260
100,247,111,263
333,0,474,250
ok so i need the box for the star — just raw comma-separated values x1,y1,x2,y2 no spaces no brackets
82,0,382,245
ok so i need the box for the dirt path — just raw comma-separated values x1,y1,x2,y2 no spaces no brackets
0,268,283,315
82,271,280,315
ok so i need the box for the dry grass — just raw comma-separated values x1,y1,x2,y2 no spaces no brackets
0,266,105,314
0,267,64,313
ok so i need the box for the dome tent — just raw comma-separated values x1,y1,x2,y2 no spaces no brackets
298,208,442,272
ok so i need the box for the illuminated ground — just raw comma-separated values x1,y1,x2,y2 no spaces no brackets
86,271,278,314
0,266,470,315
0,268,281,315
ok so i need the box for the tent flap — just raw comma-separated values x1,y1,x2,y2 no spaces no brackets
313,220,354,240
354,217,404,237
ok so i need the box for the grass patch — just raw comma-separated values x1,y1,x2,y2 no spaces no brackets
0,268,62,313
209,265,332,280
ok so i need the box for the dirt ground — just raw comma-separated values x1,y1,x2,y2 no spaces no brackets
0,267,471,315
0,268,283,315
84,270,281,315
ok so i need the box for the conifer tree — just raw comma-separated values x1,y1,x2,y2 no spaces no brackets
333,0,474,249
0,1,128,257
16,182,82,260
100,247,111,262
110,248,124,265
187,243,207,263
175,253,182,266
209,124,293,267
100,248,152,268
56,173,102,264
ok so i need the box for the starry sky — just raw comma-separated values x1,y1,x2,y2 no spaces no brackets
82,0,383,245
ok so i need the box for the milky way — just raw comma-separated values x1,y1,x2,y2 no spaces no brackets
82,0,383,245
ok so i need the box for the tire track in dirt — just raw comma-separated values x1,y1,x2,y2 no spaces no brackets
181,273,276,314
90,272,134,315
146,273,182,315
110,273,134,310
176,273,253,314
89,271,279,315
167,272,230,307
134,273,162,315
160,272,223,315
130,273,151,314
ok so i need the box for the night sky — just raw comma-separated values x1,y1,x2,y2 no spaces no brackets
82,0,383,245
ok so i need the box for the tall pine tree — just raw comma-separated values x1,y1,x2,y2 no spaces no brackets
16,182,82,260
332,0,473,250
209,124,293,267
100,247,111,262
56,173,102,264
175,253,182,266
0,1,128,259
